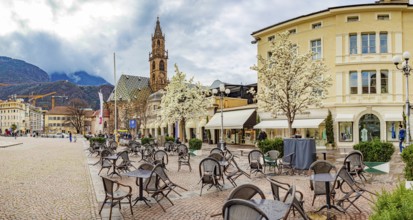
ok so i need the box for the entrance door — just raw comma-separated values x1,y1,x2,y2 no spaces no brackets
359,114,380,142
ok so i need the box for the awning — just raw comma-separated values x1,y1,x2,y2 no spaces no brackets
335,114,354,122
384,113,403,121
292,119,324,128
253,120,288,129
205,109,256,129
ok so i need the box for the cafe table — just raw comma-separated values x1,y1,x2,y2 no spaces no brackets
123,169,153,207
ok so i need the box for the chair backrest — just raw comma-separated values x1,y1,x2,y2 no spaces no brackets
154,150,168,164
334,166,358,189
164,141,173,151
101,149,112,158
282,152,294,163
344,150,365,170
282,185,307,219
101,176,114,196
227,184,266,200
153,164,171,183
138,163,154,171
248,150,264,164
266,177,290,201
199,157,221,178
209,152,225,161
177,144,188,155
222,199,268,220
267,150,280,160
210,147,224,155
309,160,336,174
117,150,129,162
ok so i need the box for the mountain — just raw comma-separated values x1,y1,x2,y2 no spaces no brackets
0,81,114,110
50,71,110,86
0,56,49,84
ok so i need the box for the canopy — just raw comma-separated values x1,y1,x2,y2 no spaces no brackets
335,114,354,122
205,109,256,129
384,113,403,121
253,119,324,129
254,120,288,129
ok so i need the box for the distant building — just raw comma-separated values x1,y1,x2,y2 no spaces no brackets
45,106,76,134
0,99,43,135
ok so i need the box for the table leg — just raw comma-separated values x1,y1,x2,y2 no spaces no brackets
133,177,151,207
107,160,122,179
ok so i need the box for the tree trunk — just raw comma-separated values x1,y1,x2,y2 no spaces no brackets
288,120,293,138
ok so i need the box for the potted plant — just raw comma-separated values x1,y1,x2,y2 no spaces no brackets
325,110,334,149
189,138,203,156
401,144,413,189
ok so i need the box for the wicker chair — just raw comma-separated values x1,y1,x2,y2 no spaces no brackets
177,144,191,171
343,150,367,185
153,150,169,168
99,176,133,219
199,157,223,196
331,166,376,212
128,140,141,155
140,144,155,163
210,147,224,155
278,152,295,175
116,151,136,173
248,150,265,174
282,185,308,220
164,141,174,152
309,160,336,206
98,149,113,175
226,157,250,187
265,150,280,173
222,199,269,220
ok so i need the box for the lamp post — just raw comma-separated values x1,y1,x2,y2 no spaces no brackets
393,51,412,146
212,84,230,151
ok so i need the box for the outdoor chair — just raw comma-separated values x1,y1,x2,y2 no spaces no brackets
226,157,250,187
222,199,269,220
128,140,141,156
343,150,367,185
278,152,295,175
164,141,174,152
145,164,187,212
210,183,265,218
116,151,136,173
282,185,308,220
140,144,155,163
136,163,155,189
265,150,280,173
153,150,169,169
309,160,336,206
99,176,133,220
98,149,113,175
209,152,225,162
331,166,377,212
149,140,159,150
199,157,224,196
266,177,306,218
210,147,224,155
248,150,265,175
177,144,192,172
108,140,117,152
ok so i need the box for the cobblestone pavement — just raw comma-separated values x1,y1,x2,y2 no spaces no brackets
0,136,98,220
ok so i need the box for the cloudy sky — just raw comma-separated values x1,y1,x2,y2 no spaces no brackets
0,0,375,86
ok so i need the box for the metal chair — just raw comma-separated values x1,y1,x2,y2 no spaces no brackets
248,150,265,174
98,149,113,175
177,144,192,171
199,157,223,196
210,147,224,155
278,152,295,175
265,150,280,172
99,177,133,220
222,199,269,220
116,151,136,173
343,150,367,185
226,157,250,187
153,150,169,169
309,160,336,206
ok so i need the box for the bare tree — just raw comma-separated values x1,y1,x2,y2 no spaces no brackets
66,98,88,134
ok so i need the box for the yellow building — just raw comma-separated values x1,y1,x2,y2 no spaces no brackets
0,99,43,135
45,106,77,135
252,0,412,148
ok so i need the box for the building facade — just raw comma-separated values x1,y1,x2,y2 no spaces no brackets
252,0,412,148
0,99,43,135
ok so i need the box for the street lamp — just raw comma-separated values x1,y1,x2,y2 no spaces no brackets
212,83,230,151
393,51,412,146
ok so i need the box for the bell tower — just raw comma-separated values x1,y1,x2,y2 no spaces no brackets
149,17,168,92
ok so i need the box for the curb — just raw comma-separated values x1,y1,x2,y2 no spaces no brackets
0,143,23,148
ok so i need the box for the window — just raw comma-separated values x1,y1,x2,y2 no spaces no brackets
350,71,358,94
349,34,357,54
381,70,388,93
339,122,353,142
387,121,401,141
377,14,390,20
312,22,322,29
362,70,376,94
347,16,359,22
288,29,296,34
160,60,165,71
311,39,322,60
362,33,376,54
152,61,155,70
268,35,275,41
380,32,388,53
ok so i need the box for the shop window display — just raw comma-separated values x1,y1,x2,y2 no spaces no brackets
339,122,353,142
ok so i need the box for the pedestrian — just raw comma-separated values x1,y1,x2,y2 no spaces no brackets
69,131,72,143
399,124,406,154
14,131,17,139
74,133,77,143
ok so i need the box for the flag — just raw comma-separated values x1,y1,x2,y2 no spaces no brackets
98,91,103,124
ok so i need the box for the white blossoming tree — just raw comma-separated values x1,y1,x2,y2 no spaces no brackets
159,64,210,139
251,31,332,136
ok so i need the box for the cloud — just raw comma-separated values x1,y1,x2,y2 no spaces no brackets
0,0,374,86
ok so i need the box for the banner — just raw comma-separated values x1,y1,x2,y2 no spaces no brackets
98,91,103,124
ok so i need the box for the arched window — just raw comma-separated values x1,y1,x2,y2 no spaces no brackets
359,114,380,142
104,121,107,128
157,40,160,47
160,60,165,71
152,61,155,70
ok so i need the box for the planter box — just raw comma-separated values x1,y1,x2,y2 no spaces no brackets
190,149,203,156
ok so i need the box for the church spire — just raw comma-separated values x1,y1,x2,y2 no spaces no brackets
154,16,163,38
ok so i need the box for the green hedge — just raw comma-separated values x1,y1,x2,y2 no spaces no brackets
401,144,413,181
165,136,175,142
257,138,283,157
141,137,154,145
90,137,106,144
370,182,413,220
353,139,394,162
189,138,202,150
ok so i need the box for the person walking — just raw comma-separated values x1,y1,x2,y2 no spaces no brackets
69,131,72,143
399,124,406,154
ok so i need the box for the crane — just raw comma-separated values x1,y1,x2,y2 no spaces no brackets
51,95,68,109
10,92,57,106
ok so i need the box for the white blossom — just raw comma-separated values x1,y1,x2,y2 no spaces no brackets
251,32,332,136
159,64,210,124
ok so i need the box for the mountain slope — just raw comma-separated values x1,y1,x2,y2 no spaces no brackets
50,71,110,86
0,56,49,84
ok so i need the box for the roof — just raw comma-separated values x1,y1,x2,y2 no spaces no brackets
251,2,411,36
153,17,163,38
148,90,164,102
92,109,110,117
47,106,71,115
108,74,152,103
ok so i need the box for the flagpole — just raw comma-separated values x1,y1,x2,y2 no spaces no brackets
114,52,118,143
